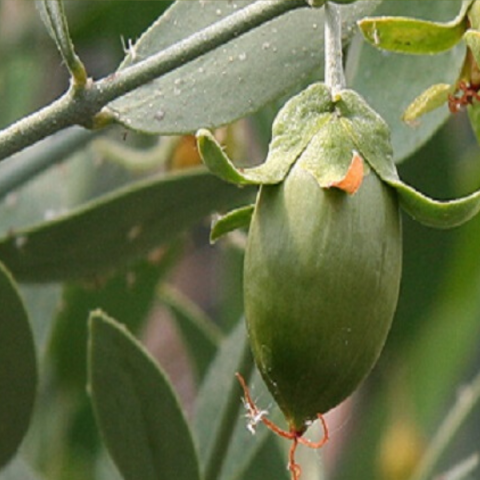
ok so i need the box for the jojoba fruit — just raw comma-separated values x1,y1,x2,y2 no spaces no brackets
244,156,402,433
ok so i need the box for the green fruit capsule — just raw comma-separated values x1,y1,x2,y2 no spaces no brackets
244,153,402,433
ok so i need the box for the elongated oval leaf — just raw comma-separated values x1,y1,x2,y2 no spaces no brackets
347,0,466,163
109,0,380,135
0,263,37,468
193,322,285,480
0,168,253,282
88,310,200,480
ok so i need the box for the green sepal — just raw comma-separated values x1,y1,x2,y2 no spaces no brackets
358,9,468,55
210,205,254,243
402,84,454,123
296,118,359,187
388,178,480,229
197,130,262,185
336,89,399,183
197,83,333,187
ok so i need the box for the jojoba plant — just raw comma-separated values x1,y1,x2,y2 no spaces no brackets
2,2,480,480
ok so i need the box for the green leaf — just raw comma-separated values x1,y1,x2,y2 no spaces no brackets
358,16,467,55
0,168,253,282
35,0,87,84
193,321,283,480
0,457,44,480
109,0,380,135
49,250,179,391
402,83,454,123
194,322,252,478
159,285,223,383
347,0,466,163
468,103,480,144
88,310,200,480
0,263,37,468
239,437,289,480
210,205,254,243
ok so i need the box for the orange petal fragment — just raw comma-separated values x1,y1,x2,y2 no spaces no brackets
331,152,364,195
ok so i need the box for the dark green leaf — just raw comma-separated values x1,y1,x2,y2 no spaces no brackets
88,310,200,480
0,263,37,468
49,248,180,391
0,168,253,282
109,0,380,135
240,437,290,480
159,285,222,383
194,321,285,480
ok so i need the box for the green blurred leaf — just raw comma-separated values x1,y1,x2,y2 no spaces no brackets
0,457,44,480
159,285,222,383
194,321,285,480
109,0,380,135
88,310,200,480
49,248,180,392
240,437,289,480
0,168,253,282
0,263,37,468
347,0,466,163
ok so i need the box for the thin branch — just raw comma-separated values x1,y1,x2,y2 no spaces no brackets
0,0,306,163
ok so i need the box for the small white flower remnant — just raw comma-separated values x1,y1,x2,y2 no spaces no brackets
242,396,268,435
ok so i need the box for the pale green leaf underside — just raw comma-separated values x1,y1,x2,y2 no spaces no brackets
0,263,37,468
109,0,380,134
88,311,201,480
210,204,254,243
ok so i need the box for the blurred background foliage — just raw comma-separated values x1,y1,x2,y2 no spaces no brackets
0,1,480,480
